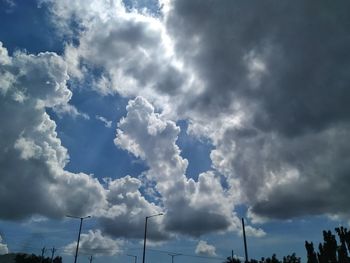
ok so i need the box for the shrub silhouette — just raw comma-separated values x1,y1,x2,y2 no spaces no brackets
14,253,62,263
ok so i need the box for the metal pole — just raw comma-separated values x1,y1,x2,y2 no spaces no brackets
242,218,248,263
66,215,91,263
142,213,163,263
74,218,83,263
142,216,148,263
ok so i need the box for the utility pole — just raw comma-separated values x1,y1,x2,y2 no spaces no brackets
40,247,46,263
50,247,57,263
89,255,93,263
242,218,249,263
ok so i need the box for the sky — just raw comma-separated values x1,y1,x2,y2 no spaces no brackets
0,0,350,263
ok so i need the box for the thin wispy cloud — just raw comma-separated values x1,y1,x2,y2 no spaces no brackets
96,115,112,128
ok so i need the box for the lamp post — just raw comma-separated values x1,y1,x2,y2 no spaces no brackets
241,217,248,263
66,215,91,263
142,213,164,263
168,253,182,263
127,254,137,263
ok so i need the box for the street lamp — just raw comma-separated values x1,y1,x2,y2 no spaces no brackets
168,253,182,263
241,217,249,263
142,213,164,263
127,254,137,263
66,215,91,263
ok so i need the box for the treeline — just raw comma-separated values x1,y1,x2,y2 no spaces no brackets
225,226,350,263
14,253,62,263
225,253,300,263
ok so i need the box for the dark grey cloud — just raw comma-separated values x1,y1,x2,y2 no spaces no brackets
98,175,167,240
165,0,350,219
167,0,350,136
212,122,350,220
250,124,350,219
164,209,230,237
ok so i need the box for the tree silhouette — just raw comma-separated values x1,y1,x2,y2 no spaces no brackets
282,253,301,263
306,227,350,263
305,241,318,263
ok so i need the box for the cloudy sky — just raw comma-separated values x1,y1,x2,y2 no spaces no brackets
0,0,349,262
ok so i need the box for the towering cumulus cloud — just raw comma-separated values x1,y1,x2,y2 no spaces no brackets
114,97,264,237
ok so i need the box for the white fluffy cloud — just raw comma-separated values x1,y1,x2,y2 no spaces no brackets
0,235,8,255
195,240,216,256
0,42,106,219
43,0,188,117
0,41,157,242
64,230,122,256
0,43,169,240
